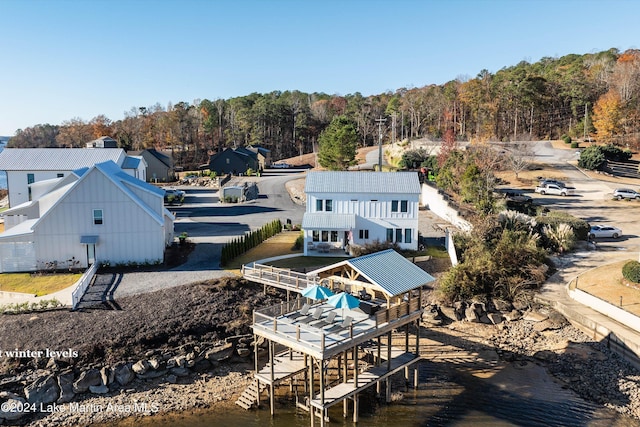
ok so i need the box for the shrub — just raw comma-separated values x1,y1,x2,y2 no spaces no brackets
570,141,579,149
622,260,640,283
562,135,572,144
536,211,590,241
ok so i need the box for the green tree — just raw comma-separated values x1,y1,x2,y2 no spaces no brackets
317,116,358,170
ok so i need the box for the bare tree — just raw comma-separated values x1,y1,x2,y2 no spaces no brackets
506,142,535,179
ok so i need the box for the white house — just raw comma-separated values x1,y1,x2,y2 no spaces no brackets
0,148,146,207
302,171,420,255
0,161,174,273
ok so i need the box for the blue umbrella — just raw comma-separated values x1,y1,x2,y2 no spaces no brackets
301,284,334,300
327,292,360,317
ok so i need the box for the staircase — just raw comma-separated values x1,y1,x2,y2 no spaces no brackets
235,380,266,410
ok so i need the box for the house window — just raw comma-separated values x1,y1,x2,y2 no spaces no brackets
27,173,35,184
93,209,103,225
330,231,338,242
396,228,402,242
358,229,369,239
404,228,412,243
312,230,320,242
316,199,333,212
325,199,333,212
57,173,64,178
391,200,399,212
226,158,230,164
401,200,408,212
316,199,323,211
321,231,329,242
386,228,393,242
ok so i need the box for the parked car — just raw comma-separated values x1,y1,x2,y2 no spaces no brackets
612,188,640,200
538,179,566,188
589,225,622,239
164,188,185,204
494,188,533,203
272,162,291,169
534,183,575,196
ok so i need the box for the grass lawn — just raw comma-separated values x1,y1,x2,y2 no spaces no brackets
570,260,640,316
0,273,83,296
225,231,303,272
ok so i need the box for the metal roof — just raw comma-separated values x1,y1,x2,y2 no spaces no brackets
121,156,142,169
302,213,356,229
305,171,420,194
309,249,435,297
0,148,125,171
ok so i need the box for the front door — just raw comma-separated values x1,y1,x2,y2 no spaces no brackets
87,244,96,265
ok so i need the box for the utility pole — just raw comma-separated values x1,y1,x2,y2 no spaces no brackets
375,117,387,171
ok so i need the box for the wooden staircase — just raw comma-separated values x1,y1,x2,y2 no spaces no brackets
235,380,266,410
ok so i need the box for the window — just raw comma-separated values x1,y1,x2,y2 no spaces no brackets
404,228,412,243
358,229,369,239
57,173,64,178
325,199,333,212
316,199,323,211
386,228,393,242
400,200,408,212
391,200,399,212
330,231,338,242
321,231,329,242
27,173,35,184
312,230,320,242
396,228,402,242
316,199,333,212
93,209,103,225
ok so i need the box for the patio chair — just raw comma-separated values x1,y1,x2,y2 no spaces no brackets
298,307,324,324
287,303,311,320
310,311,337,328
358,289,372,301
325,315,353,334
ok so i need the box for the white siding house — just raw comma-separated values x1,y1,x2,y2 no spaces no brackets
0,161,174,272
302,171,420,255
0,148,146,207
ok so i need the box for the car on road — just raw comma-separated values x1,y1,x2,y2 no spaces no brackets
612,188,640,200
589,225,622,239
539,179,567,188
535,183,575,196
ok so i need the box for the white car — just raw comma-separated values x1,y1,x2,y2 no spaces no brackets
272,162,291,169
589,225,622,239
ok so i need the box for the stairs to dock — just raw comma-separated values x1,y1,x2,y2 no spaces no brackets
235,381,266,410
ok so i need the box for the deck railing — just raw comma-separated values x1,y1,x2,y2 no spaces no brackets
242,263,316,292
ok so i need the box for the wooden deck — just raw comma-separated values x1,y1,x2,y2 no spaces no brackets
242,263,316,294
309,352,420,410
255,351,307,385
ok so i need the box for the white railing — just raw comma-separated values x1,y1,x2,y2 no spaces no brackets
71,263,99,310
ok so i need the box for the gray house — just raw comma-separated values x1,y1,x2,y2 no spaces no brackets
208,147,259,175
129,149,175,182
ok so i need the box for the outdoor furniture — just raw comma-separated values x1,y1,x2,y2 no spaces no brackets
287,303,311,320
358,289,372,301
310,311,337,328
325,315,353,333
316,243,330,253
307,241,315,251
359,300,380,315
298,307,324,324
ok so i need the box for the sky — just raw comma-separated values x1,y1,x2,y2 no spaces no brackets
0,0,639,136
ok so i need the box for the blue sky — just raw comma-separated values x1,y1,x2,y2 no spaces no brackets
0,0,638,136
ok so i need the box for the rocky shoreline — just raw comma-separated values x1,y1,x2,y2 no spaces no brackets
0,279,639,426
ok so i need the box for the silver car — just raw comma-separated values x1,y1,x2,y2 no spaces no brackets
613,188,640,200
589,225,622,239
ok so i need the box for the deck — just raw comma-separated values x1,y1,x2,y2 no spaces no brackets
255,350,307,385
242,263,316,294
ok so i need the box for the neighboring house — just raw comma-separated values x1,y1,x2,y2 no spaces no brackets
0,161,174,273
302,171,420,255
0,148,146,207
208,147,259,175
129,149,175,182
236,145,271,170
86,136,118,148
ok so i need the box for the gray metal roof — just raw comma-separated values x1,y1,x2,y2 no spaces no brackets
305,171,420,194
0,148,125,171
309,249,435,297
302,213,356,229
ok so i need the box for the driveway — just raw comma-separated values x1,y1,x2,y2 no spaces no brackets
109,174,306,299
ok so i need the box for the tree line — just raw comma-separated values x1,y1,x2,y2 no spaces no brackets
9,48,640,170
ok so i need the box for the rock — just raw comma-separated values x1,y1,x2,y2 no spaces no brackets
503,310,522,322
114,363,135,386
522,311,548,322
174,356,186,368
73,369,102,393
488,312,503,325
0,392,27,421
89,384,109,394
166,374,178,384
472,302,486,316
100,367,112,386
205,343,234,362
137,369,167,380
193,359,211,373
57,371,75,404
453,301,467,321
132,360,150,375
465,306,480,322
24,374,60,404
492,299,512,312
148,359,161,370
479,314,492,324
170,367,190,377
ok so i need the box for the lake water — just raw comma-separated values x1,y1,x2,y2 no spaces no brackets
102,360,636,427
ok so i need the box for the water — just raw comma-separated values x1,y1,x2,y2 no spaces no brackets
102,360,635,427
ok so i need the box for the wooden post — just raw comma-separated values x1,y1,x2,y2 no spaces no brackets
269,340,275,416
377,336,381,366
414,365,419,389
353,394,359,422
354,346,358,388
254,333,260,406
320,359,325,427
304,354,308,394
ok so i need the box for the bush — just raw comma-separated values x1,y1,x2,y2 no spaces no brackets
536,211,590,241
622,260,640,283
570,141,579,148
562,135,572,144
